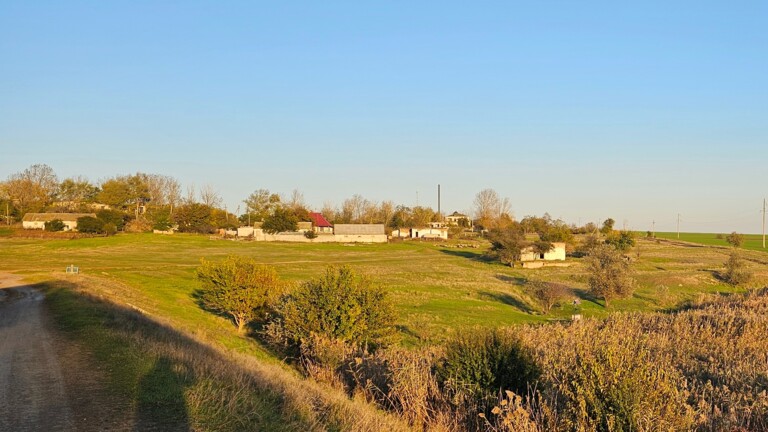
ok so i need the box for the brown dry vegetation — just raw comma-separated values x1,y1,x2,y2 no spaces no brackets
330,288,768,432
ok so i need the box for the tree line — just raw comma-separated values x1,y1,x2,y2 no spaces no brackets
0,164,533,235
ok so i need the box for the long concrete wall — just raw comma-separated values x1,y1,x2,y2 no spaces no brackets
241,228,387,243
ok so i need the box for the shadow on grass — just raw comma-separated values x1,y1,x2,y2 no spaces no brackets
39,280,307,431
438,248,496,263
479,290,536,314
135,357,192,432
495,274,527,286
572,288,603,308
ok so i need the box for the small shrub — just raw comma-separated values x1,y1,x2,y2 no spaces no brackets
303,230,318,239
438,329,539,407
723,250,752,286
96,209,127,231
275,266,395,360
44,219,65,232
605,230,636,252
103,222,117,236
725,231,744,248
587,244,635,307
77,216,104,233
527,281,569,314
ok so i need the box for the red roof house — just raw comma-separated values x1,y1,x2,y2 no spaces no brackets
309,212,334,233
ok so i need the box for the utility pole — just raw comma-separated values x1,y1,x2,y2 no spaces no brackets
763,198,766,249
437,184,441,220
652,220,655,237
677,213,680,239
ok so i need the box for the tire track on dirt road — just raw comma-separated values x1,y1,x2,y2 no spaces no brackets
0,274,133,431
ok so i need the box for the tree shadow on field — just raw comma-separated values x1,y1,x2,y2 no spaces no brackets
571,287,602,307
495,274,527,286
40,279,312,431
191,289,236,327
134,357,192,432
438,248,496,263
479,290,536,314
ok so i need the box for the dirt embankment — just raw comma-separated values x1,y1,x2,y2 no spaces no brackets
0,274,132,431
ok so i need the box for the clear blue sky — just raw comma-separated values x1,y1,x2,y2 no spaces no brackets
1,1,766,233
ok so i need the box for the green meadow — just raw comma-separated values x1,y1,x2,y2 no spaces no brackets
2,232,764,348
654,231,768,252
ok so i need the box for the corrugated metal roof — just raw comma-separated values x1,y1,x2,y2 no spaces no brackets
22,213,97,222
333,224,385,235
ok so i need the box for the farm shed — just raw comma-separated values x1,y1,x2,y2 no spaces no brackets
22,213,96,231
520,242,566,267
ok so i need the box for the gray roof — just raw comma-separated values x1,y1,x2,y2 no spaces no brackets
22,213,97,222
333,224,385,235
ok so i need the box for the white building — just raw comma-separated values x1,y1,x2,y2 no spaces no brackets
519,242,567,268
22,213,96,231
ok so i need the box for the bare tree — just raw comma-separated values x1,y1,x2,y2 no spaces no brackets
199,184,222,208
377,200,396,227
185,184,197,204
320,201,337,221
474,188,512,230
287,189,306,211
342,194,370,223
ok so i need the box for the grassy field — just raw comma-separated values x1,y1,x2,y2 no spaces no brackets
2,231,767,430
654,231,768,252
1,232,765,348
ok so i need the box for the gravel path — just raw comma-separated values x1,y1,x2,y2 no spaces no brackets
0,274,132,431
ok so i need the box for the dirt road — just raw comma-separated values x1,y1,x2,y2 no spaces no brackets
0,274,130,431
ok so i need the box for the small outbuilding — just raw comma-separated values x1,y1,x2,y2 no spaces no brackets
22,213,96,231
308,212,333,234
519,242,567,268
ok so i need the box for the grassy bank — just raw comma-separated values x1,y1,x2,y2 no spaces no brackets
42,276,410,431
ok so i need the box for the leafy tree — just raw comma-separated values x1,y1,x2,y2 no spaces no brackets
487,225,528,264
605,230,636,252
725,232,744,248
77,216,105,234
527,280,569,314
149,208,173,231
587,244,635,307
262,207,298,234
599,218,615,235
243,189,281,222
98,175,150,218
277,266,395,351
723,251,752,286
196,256,283,333
96,209,128,231
44,219,65,232
4,164,59,216
173,203,214,233
388,205,410,229
57,177,99,207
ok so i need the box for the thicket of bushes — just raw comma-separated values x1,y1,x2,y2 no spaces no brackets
195,257,768,431
323,289,768,432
